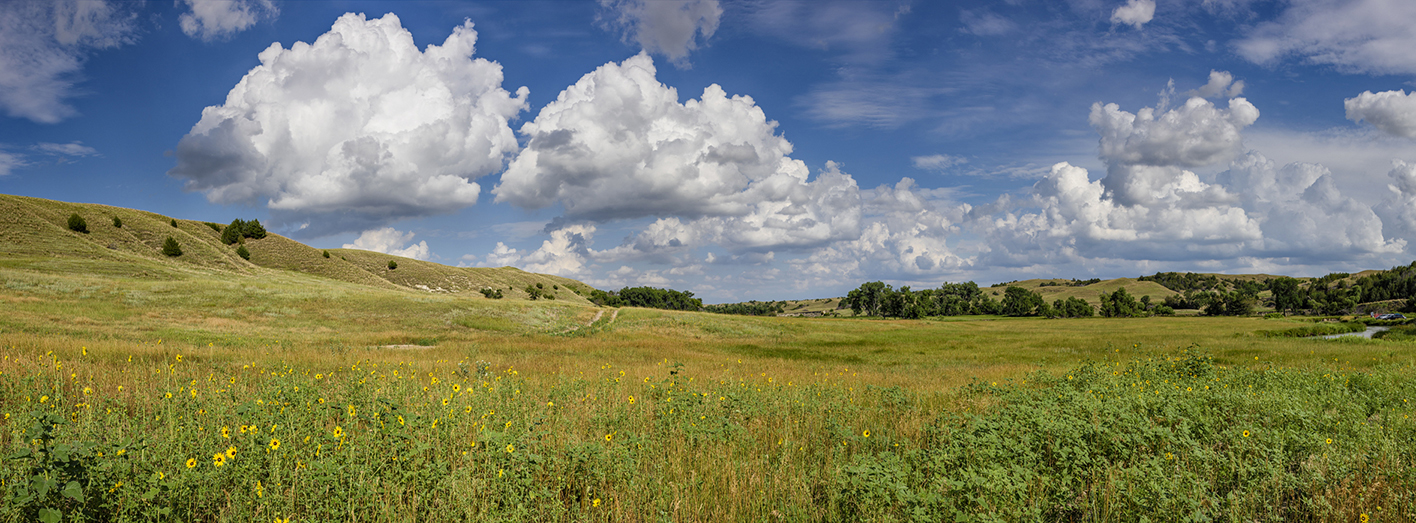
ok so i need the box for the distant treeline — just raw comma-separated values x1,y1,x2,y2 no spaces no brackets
703,301,785,316
836,281,1173,319
589,286,702,311
1140,262,1416,315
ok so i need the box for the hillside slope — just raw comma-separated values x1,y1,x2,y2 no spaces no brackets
0,194,594,304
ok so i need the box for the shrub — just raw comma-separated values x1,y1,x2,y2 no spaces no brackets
221,219,244,245
67,213,88,233
1263,312,1285,319
387,260,397,270
322,250,331,258
205,222,223,232
525,285,543,300
479,288,503,299
111,216,122,228
236,245,250,260
170,218,178,228
161,237,182,257
536,282,544,289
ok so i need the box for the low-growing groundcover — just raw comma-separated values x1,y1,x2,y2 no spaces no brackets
1,346,1413,522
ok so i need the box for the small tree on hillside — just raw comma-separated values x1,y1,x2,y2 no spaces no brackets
236,245,250,260
162,237,182,257
170,218,178,228
67,213,88,234
112,216,122,228
387,260,398,270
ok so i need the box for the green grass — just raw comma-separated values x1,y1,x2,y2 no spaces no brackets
4,193,1416,521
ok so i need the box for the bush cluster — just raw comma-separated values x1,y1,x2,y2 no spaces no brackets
161,237,182,257
479,288,504,299
220,219,267,245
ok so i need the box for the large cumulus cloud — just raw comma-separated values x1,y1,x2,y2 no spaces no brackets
978,73,1402,269
1345,90,1416,139
494,53,861,253
168,13,528,236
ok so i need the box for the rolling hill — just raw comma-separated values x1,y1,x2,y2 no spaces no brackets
0,193,593,304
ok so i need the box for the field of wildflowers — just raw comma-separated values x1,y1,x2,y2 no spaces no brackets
3,338,1414,522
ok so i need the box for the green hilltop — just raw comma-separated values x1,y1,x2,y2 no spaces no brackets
0,193,593,304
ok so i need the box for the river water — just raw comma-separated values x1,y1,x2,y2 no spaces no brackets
1322,326,1390,339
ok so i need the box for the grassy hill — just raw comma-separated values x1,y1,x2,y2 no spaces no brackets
0,193,594,305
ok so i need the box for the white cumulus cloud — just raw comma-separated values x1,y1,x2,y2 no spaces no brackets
0,0,137,123
1375,160,1416,244
0,150,25,176
1110,0,1156,29
599,0,721,68
496,53,863,253
343,227,431,260
1345,90,1416,139
1089,88,1258,206
178,0,278,41
168,13,528,236
1235,0,1416,75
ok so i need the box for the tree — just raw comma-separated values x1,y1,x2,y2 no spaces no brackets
161,237,182,257
170,218,178,228
1268,276,1302,315
236,245,250,260
387,260,398,270
111,216,122,228
221,219,244,245
1001,286,1044,316
1099,287,1145,317
843,281,890,317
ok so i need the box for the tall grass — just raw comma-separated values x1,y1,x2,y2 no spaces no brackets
3,339,1414,522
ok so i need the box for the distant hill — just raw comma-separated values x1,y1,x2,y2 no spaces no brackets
0,194,593,303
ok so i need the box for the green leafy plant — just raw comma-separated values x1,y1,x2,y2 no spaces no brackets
388,260,398,270
161,237,182,257
169,218,178,228
111,216,122,228
322,250,331,258
236,245,250,260
67,213,88,234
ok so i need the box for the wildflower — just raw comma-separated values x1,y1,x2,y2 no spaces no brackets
452,384,461,393
505,443,515,453
226,447,237,459
255,480,264,498
863,430,870,438
1326,438,1332,445
83,387,93,396
398,415,405,426
628,395,635,404
593,498,601,507
40,396,48,403
605,433,613,442
318,398,325,404
442,398,450,406
316,373,324,380
1243,430,1251,438
348,404,357,417
240,425,248,434
213,453,226,467
1361,514,1369,523
164,392,171,399
186,458,197,468
333,426,344,439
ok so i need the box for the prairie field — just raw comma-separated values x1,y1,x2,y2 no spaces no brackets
2,260,1415,522
2,194,1415,522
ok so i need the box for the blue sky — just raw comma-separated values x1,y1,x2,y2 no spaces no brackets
2,0,1415,302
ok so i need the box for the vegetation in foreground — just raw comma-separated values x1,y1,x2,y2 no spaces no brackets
2,342,1413,522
